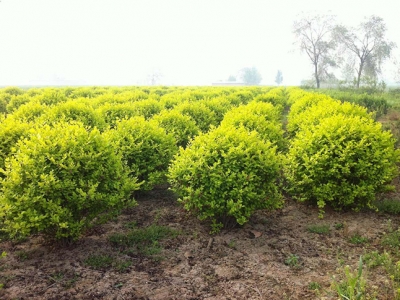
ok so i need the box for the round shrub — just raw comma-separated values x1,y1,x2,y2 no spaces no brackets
220,102,285,149
285,115,399,215
0,92,13,114
6,94,31,113
96,103,140,128
254,87,287,108
2,87,24,96
10,102,49,123
287,98,373,136
0,122,138,240
25,88,42,97
91,91,147,107
226,91,254,106
168,126,283,230
288,92,333,123
286,87,308,105
152,109,200,148
202,97,234,124
68,87,107,99
105,117,177,191
149,87,170,97
0,118,31,174
175,101,217,132
243,101,282,123
36,89,68,106
159,92,185,109
130,98,163,119
40,101,106,130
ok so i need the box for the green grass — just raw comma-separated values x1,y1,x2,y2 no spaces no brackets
284,254,300,268
0,275,14,290
124,221,137,229
15,250,29,261
64,273,79,288
348,234,369,245
84,254,114,270
49,272,64,283
0,230,10,243
374,199,400,214
382,230,400,249
83,254,131,273
114,260,132,273
109,224,179,258
334,223,344,230
362,250,400,298
308,281,321,291
363,251,390,268
307,224,331,235
227,240,236,249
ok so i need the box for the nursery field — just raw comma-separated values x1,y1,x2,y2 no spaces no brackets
1,85,400,299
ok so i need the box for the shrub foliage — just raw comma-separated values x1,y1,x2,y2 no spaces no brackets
168,126,282,230
285,115,399,214
152,109,200,148
105,117,177,191
0,122,138,240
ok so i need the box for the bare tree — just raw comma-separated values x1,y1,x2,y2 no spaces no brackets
147,69,163,86
333,15,396,88
293,13,337,88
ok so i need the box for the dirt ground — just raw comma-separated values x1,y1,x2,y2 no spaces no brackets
1,185,399,300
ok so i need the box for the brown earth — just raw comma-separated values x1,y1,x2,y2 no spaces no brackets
1,185,399,300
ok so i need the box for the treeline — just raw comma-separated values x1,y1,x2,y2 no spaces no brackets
293,14,397,89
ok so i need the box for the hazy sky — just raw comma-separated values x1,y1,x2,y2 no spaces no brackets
0,0,399,86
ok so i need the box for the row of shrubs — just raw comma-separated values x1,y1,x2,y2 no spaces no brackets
1,85,397,241
0,85,281,115
0,117,179,240
0,86,287,240
317,89,389,117
0,86,287,172
168,87,399,230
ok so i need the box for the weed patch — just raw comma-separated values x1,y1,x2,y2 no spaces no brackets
348,234,369,245
84,254,114,270
109,224,179,258
307,224,330,235
331,256,366,300
375,199,400,214
285,254,300,268
382,230,400,249
334,223,344,230
308,281,321,290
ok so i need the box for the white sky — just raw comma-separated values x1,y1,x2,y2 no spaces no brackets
0,0,399,86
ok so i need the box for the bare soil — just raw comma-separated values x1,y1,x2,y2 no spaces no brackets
1,185,399,300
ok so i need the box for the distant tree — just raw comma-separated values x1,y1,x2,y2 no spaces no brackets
227,75,236,82
340,60,357,86
239,67,262,85
394,57,400,84
147,70,162,85
333,15,396,89
293,13,337,88
275,70,283,85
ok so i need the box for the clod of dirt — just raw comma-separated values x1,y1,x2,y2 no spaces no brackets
249,230,263,238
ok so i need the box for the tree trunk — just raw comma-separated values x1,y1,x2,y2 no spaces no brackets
356,61,364,89
314,63,320,88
